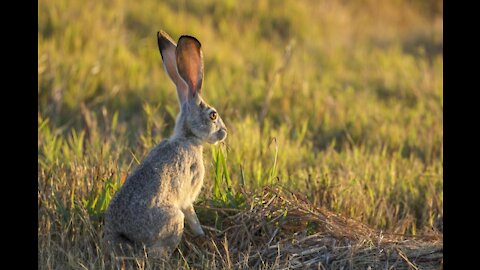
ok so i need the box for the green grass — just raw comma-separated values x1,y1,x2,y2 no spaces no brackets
38,0,442,268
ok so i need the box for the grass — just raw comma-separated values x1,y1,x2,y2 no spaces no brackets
38,0,443,268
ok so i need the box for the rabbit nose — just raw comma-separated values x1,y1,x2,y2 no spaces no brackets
218,127,227,141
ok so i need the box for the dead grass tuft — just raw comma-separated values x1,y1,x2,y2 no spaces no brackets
177,186,443,269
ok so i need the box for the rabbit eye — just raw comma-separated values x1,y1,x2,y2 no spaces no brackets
209,111,217,121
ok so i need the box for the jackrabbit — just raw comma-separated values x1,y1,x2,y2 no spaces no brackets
104,30,227,257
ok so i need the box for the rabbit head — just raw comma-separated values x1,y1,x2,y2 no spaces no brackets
157,31,227,145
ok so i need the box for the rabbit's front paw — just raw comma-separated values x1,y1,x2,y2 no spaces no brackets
191,225,205,237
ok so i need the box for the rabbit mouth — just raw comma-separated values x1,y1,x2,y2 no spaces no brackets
207,128,227,144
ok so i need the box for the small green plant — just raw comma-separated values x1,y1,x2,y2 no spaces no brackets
211,145,245,209
81,177,121,224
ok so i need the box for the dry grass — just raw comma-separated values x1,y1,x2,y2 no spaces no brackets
179,186,442,269
40,186,441,269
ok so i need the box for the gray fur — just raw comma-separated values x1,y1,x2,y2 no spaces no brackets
104,31,227,257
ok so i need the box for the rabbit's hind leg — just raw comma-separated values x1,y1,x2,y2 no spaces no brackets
146,206,185,258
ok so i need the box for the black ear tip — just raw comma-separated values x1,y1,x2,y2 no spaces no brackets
157,31,167,43
178,35,202,48
157,30,176,55
158,30,169,39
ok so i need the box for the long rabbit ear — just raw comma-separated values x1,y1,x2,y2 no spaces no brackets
157,31,189,107
176,35,204,98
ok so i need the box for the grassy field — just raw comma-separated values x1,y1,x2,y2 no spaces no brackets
38,0,443,268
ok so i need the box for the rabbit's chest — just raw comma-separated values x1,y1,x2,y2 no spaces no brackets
188,159,204,190
173,158,204,206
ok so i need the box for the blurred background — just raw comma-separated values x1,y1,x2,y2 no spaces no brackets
38,0,443,237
